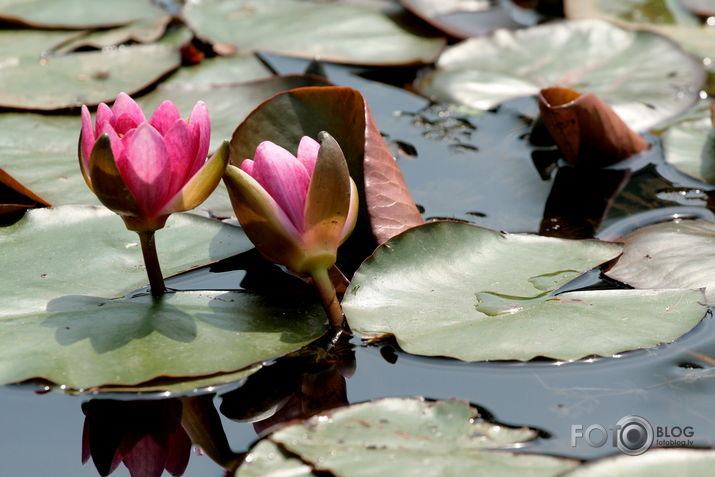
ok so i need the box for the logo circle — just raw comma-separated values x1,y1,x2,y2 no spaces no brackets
616,416,653,456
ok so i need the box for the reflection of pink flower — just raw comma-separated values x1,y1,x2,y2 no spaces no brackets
79,92,228,232
224,133,358,275
81,399,191,477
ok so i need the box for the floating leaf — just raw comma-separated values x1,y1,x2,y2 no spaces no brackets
164,54,272,86
606,218,715,304
564,0,715,59
0,39,180,110
0,167,51,216
184,0,446,66
662,99,715,182
680,0,715,18
538,87,648,167
236,398,579,477
0,0,167,29
565,449,715,477
400,0,533,38
0,206,326,388
342,222,706,361
415,19,704,131
52,16,172,54
230,86,423,245
236,441,317,477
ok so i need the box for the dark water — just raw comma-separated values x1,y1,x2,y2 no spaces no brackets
2,56,715,476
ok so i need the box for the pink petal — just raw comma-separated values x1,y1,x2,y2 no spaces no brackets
113,113,141,136
111,92,146,126
95,103,113,136
164,426,191,477
240,159,255,176
122,433,168,477
162,118,194,198
187,101,210,178
296,136,320,178
252,141,311,231
80,105,95,171
118,123,171,215
149,101,182,136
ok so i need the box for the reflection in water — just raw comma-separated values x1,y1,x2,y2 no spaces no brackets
78,333,355,477
220,332,355,435
81,399,191,477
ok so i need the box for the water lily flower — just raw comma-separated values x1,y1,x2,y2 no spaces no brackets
79,92,229,296
223,132,358,328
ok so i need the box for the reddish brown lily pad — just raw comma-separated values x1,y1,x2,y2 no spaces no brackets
538,87,648,167
0,167,51,216
230,86,423,246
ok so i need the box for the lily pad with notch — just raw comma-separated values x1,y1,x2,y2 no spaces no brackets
342,221,707,361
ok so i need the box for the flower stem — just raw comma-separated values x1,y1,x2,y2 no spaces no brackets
311,266,345,330
138,230,166,298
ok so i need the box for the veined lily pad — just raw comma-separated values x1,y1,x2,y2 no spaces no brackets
183,0,446,66
662,99,715,182
236,398,579,477
415,19,704,131
605,218,715,304
0,206,327,388
564,449,715,477
0,0,166,29
342,222,707,361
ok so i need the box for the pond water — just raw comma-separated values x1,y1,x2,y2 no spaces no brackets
2,54,715,476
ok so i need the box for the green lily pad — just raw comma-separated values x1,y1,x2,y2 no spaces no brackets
52,16,172,54
237,441,316,477
236,398,579,477
0,0,166,29
164,54,272,86
0,206,326,388
342,222,707,361
0,291,325,390
99,365,262,394
415,19,705,131
564,0,715,59
0,112,100,207
0,205,253,314
0,35,180,110
183,0,446,66
564,449,715,477
662,100,715,182
606,218,715,304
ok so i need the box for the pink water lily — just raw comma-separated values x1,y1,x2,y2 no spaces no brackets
223,132,358,328
79,92,228,232
79,92,230,296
